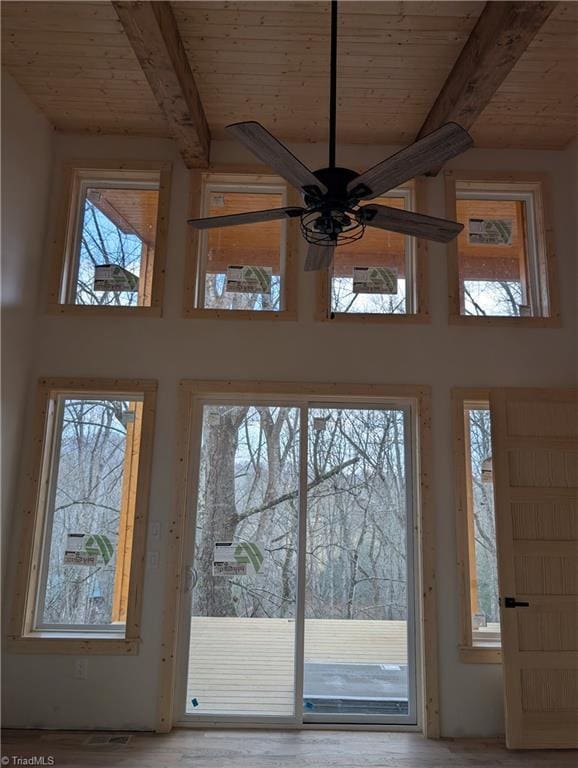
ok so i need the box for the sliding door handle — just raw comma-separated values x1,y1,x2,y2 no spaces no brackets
184,566,198,593
503,596,530,608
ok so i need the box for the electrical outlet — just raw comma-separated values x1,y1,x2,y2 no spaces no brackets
148,551,159,570
150,521,161,540
74,659,88,680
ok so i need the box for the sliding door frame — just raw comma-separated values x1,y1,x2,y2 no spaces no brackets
157,381,438,736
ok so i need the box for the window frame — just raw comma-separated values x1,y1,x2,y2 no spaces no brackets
184,168,300,320
315,178,429,323
47,160,172,318
445,171,560,327
452,387,502,664
8,378,157,654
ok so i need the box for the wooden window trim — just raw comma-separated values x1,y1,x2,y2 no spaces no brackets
445,170,560,328
47,160,171,318
111,400,143,624
183,166,299,321
157,380,439,737
7,377,157,655
315,179,430,324
452,387,502,665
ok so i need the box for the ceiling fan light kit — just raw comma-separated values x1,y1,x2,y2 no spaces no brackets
188,0,474,272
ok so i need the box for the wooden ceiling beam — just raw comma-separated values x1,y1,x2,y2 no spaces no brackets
113,1,210,168
416,2,558,140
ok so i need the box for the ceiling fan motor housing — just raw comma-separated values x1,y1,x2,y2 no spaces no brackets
303,166,361,206
300,166,367,246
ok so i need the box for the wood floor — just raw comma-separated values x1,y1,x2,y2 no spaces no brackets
3,729,577,768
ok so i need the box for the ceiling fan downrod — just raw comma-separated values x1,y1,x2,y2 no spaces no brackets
328,0,338,169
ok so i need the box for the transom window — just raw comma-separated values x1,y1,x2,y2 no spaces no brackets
329,188,416,316
49,163,170,315
192,175,289,313
447,175,557,323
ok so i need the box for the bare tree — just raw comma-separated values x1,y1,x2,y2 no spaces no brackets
43,399,131,625
193,406,410,623
468,408,499,622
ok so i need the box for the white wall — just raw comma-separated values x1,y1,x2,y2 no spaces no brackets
1,72,53,581
2,77,576,734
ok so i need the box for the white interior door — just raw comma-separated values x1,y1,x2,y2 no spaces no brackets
491,388,578,749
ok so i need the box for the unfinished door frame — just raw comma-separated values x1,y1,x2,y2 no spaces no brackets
157,381,438,736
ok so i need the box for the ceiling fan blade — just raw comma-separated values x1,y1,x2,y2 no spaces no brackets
226,121,327,194
361,204,463,243
304,243,335,272
348,123,473,200
188,206,303,230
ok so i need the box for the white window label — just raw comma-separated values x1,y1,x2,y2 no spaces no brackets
63,533,113,566
94,265,139,292
66,533,86,551
121,410,135,425
210,193,226,208
63,550,99,567
468,218,513,246
481,457,493,484
213,543,247,576
352,267,398,294
212,541,263,576
64,535,98,566
472,612,487,630
226,266,272,295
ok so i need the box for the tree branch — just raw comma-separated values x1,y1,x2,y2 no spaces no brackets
236,456,359,522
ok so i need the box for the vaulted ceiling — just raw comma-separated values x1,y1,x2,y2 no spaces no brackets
2,1,577,160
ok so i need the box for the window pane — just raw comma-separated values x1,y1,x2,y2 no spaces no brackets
74,185,159,307
187,405,300,715
331,196,408,315
457,197,530,317
304,407,412,718
38,396,142,628
203,190,283,311
467,407,500,644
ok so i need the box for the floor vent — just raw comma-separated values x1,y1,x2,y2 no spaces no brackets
84,735,132,746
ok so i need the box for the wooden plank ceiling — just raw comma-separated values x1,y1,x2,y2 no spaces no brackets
2,1,576,150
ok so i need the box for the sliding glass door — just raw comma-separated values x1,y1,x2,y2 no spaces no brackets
179,399,417,726
304,406,416,723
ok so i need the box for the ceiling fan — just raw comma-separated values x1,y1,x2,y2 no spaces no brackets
188,0,473,272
